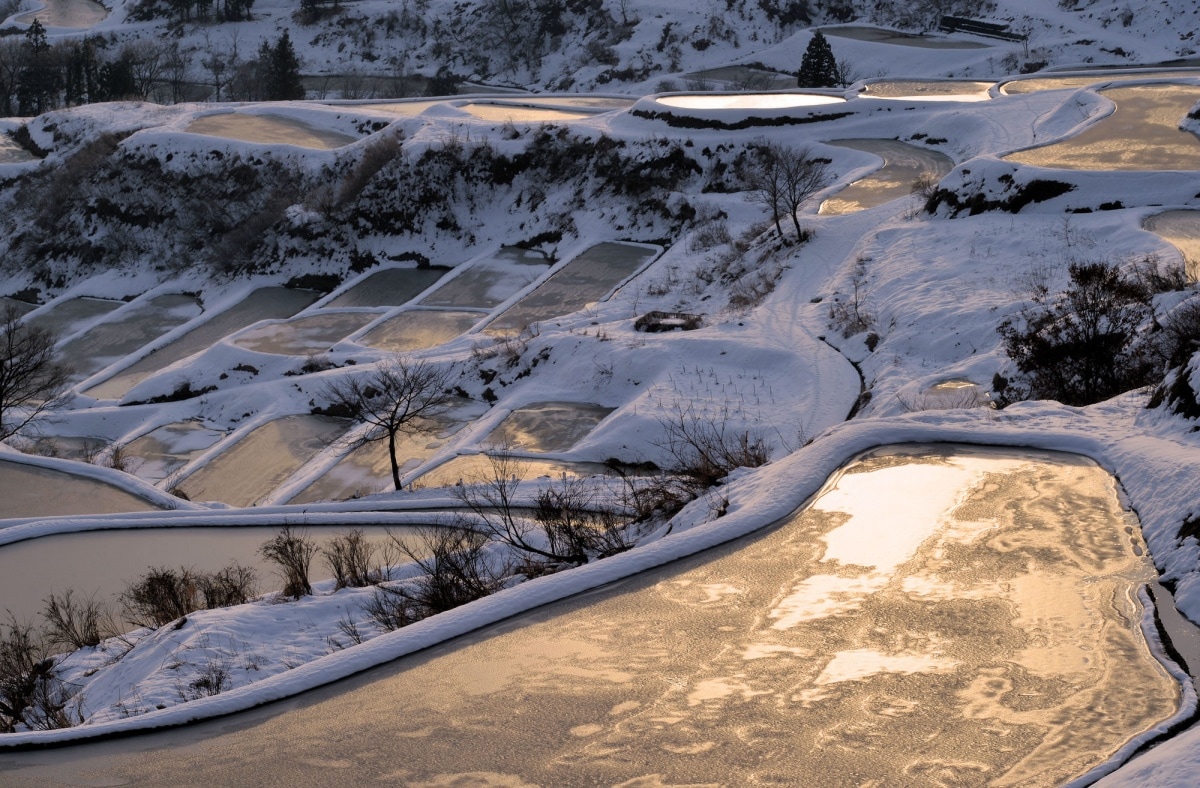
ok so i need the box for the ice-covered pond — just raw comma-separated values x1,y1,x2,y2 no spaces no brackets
1000,69,1200,94
1144,210,1200,280
174,415,348,506
4,446,1178,785
821,25,991,49
486,242,658,334
414,454,613,488
0,296,36,317
1004,84,1200,171
185,114,359,150
819,139,953,214
122,421,228,484
460,103,595,122
0,460,160,519
85,287,319,400
0,525,430,627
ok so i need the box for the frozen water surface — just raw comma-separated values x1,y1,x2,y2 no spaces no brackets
656,93,844,109
0,296,36,317
486,242,658,334
820,139,953,214
26,296,121,338
0,135,35,163
861,79,993,101
13,0,107,28
57,294,202,384
232,311,377,355
85,287,319,400
420,247,551,308
822,25,991,48
185,113,359,150
460,103,594,122
325,267,448,308
2,447,1176,786
1144,210,1200,280
358,310,481,352
0,525,431,626
1001,70,1200,94
0,460,159,520
1005,84,1200,170
485,401,615,453
415,454,612,488
175,415,349,507
123,420,229,483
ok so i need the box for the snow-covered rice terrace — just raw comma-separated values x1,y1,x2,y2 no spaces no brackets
3,40,1200,786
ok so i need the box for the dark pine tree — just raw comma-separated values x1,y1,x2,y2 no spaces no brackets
261,31,304,100
797,30,838,88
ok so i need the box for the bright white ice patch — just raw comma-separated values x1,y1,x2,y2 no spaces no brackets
655,93,845,110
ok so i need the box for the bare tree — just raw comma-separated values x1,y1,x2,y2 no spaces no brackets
0,306,72,442
259,526,317,599
741,141,828,239
321,356,453,490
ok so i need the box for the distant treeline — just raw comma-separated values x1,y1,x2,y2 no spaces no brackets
0,21,302,116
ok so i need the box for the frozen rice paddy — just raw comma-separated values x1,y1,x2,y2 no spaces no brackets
486,242,658,334
173,414,349,506
85,287,319,400
419,247,550,308
0,525,430,626
819,139,953,215
232,311,377,355
1144,210,1200,279
57,293,202,384
6,447,1177,786
655,92,845,110
324,267,449,308
357,309,481,352
12,0,107,29
1005,84,1200,170
485,401,615,453
184,113,359,149
0,460,159,519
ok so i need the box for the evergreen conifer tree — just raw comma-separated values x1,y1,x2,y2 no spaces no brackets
797,30,838,88
261,31,304,101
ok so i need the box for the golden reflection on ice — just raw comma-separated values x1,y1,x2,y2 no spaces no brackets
15,448,1178,787
185,113,359,149
656,93,844,110
1145,210,1200,280
819,139,953,214
1004,84,1200,171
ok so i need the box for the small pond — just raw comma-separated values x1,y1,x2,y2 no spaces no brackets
185,114,359,150
0,525,431,627
85,287,320,400
486,242,658,334
485,401,614,453
57,294,203,384
123,421,229,484
1004,84,1200,171
1144,210,1200,280
420,247,551,308
655,93,845,110
357,309,481,352
0,459,160,520
232,312,377,356
174,415,349,507
325,267,449,308
819,139,953,215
